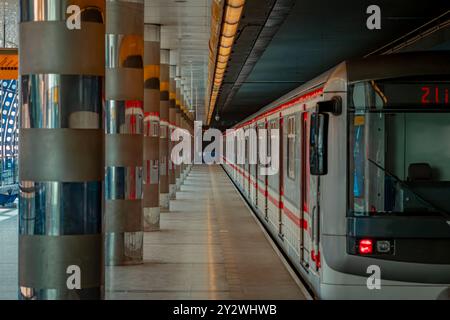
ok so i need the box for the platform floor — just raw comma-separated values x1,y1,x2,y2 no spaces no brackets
0,165,305,300
0,207,18,300
106,165,305,300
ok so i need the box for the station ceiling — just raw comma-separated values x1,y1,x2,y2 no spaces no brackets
210,0,450,129
3,0,448,127
145,0,212,122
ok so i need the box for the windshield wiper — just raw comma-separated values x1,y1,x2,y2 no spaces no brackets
368,159,450,219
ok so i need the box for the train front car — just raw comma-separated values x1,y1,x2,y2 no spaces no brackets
320,52,450,299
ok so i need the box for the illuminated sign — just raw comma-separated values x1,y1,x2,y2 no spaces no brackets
374,80,450,109
421,85,449,105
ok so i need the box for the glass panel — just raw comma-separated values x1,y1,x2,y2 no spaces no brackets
287,117,295,179
151,121,159,137
160,124,167,138
351,77,450,110
349,80,450,217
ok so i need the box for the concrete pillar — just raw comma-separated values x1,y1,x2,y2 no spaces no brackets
143,25,161,231
105,0,144,266
168,64,177,200
159,49,170,211
18,1,105,299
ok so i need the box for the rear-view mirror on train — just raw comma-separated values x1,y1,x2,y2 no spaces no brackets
310,112,329,175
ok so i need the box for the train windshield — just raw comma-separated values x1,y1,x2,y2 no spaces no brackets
348,77,450,217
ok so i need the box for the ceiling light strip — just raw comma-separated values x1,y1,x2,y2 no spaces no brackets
206,0,246,125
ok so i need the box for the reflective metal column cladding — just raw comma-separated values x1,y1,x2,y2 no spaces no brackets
186,117,191,176
168,64,177,200
143,25,161,231
105,0,144,266
185,117,190,177
175,84,182,191
189,119,194,174
180,114,186,182
159,49,170,211
18,0,105,299
185,117,192,176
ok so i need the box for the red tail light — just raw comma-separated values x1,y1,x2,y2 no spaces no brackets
358,239,373,255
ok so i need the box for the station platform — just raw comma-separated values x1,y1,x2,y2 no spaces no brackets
0,206,18,300
106,165,306,300
0,165,306,300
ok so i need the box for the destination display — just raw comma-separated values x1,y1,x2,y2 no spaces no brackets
375,80,450,108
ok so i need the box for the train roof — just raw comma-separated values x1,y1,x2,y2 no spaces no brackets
233,69,331,128
233,51,450,128
347,51,450,83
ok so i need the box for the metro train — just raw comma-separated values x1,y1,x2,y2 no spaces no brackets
222,52,450,299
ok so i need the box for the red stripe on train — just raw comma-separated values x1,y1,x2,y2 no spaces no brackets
234,87,323,130
225,160,308,230
282,204,308,230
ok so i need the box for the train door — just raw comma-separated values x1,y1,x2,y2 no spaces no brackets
300,112,311,268
309,111,322,272
250,124,257,206
247,131,252,197
254,124,258,206
278,116,285,238
267,119,280,231
283,113,304,263
237,132,241,185
264,122,269,220
257,122,268,220
244,131,250,196
239,132,244,188
233,133,237,181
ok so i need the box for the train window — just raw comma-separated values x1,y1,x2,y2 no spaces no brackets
287,116,296,179
348,80,450,216
310,113,328,175
160,124,167,139
270,121,277,153
245,137,248,164
151,120,159,137
233,134,237,164
234,134,238,164
258,124,264,167
267,122,273,157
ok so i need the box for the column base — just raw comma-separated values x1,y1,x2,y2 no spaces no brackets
169,184,176,200
105,232,144,266
143,207,160,231
176,178,181,191
19,286,104,300
160,193,169,212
